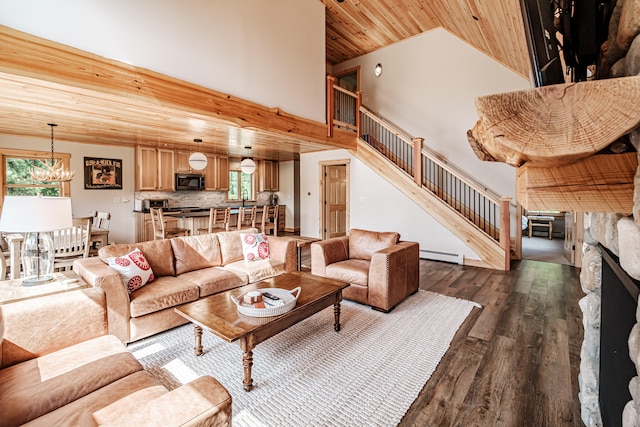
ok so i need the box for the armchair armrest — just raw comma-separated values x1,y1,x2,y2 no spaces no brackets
0,287,106,368
267,236,297,273
104,376,232,427
310,236,349,277
73,257,131,343
368,241,420,311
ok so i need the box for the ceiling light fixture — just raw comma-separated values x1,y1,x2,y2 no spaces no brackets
29,123,76,183
240,146,256,175
188,138,208,171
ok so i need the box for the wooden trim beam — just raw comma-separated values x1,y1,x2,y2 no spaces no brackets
516,153,637,213
0,25,356,154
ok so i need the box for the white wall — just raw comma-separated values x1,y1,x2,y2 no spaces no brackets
0,0,326,122
300,29,531,260
300,149,481,260
333,28,530,199
0,135,136,244
277,160,296,230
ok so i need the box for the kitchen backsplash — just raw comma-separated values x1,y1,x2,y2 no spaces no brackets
134,191,275,210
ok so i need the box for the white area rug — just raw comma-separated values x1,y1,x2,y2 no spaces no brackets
128,290,480,426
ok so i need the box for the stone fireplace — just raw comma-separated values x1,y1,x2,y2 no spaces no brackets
579,214,640,427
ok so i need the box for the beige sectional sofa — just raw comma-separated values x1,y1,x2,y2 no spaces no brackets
0,287,232,427
73,228,297,343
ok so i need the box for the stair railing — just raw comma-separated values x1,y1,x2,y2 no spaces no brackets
326,79,510,268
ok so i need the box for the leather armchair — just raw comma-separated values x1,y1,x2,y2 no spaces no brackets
310,229,419,312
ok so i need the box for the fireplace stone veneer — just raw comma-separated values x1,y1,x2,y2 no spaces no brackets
579,214,640,427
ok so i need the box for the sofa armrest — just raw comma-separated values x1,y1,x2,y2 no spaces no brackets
368,241,420,311
267,236,297,273
0,287,106,369
310,236,349,277
73,258,131,343
104,376,232,427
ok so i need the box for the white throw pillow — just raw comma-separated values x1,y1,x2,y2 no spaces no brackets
107,248,155,293
240,232,270,262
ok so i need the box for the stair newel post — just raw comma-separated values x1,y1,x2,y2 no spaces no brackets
356,90,363,138
499,196,511,271
412,137,423,186
326,75,336,137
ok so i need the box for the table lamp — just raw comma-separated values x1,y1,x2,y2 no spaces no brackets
0,196,72,285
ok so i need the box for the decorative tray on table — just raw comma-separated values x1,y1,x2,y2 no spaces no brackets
231,287,301,317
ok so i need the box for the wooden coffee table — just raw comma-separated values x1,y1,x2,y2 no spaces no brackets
174,271,349,391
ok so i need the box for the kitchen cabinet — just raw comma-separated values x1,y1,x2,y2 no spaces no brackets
136,147,175,191
175,151,191,172
204,155,229,191
258,160,279,191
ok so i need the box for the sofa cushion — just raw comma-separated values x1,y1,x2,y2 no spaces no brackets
107,248,155,293
179,266,248,297
240,232,270,262
348,229,400,261
0,335,142,427
223,259,285,284
171,233,223,275
217,228,258,265
100,239,176,277
325,259,370,286
22,371,166,427
129,276,199,318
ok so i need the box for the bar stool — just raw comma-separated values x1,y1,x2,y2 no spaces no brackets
150,208,190,240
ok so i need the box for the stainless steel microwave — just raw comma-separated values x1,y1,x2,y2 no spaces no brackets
175,173,204,191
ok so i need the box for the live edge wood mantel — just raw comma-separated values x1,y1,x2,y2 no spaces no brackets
468,76,640,213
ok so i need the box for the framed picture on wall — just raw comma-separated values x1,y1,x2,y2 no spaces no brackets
84,157,123,189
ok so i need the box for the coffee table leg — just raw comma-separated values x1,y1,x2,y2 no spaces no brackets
194,325,203,356
241,337,255,391
334,301,341,332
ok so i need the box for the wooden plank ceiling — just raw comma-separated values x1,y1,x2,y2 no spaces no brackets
322,0,531,76
0,2,532,161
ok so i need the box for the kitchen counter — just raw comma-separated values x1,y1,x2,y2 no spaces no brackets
133,206,285,242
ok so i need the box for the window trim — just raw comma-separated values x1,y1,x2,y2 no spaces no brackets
227,168,256,202
1,147,71,210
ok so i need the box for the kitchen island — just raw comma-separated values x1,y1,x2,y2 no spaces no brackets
133,206,285,242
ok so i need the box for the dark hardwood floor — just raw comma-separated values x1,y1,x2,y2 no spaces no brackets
295,237,583,426
398,259,584,427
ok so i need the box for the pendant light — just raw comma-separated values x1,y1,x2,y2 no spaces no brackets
188,138,208,171
29,123,76,182
240,146,256,174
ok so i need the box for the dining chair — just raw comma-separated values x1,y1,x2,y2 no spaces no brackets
197,208,230,234
260,205,279,236
150,207,190,240
53,217,92,271
88,211,111,255
237,206,257,230
90,211,111,230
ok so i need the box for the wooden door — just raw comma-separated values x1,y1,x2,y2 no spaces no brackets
175,151,190,172
323,164,348,239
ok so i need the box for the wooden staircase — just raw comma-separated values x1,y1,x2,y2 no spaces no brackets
327,77,511,270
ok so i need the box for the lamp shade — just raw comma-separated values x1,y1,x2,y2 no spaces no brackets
0,196,72,232
188,152,208,170
240,158,256,174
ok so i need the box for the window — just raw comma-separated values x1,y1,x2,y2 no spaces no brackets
227,170,254,201
2,148,70,199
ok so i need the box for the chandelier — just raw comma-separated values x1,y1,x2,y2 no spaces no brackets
29,123,76,183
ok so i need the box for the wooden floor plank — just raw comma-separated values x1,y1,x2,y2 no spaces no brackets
399,259,583,427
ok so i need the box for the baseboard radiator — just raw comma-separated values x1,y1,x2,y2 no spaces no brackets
419,249,464,265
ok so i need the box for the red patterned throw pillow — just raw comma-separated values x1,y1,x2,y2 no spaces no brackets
107,248,155,293
240,232,270,262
